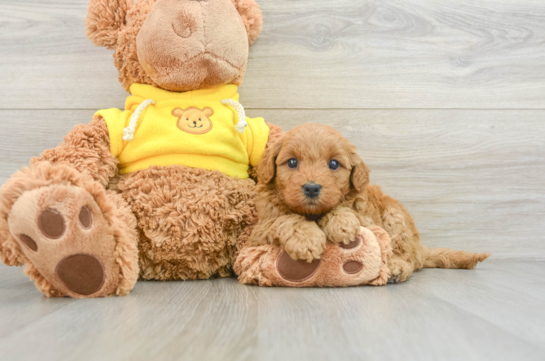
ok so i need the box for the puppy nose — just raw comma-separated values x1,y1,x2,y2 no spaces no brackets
303,183,322,198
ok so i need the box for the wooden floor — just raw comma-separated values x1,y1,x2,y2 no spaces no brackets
1,260,544,360
1,0,545,360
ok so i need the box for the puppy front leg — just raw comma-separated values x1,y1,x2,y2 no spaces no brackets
317,206,361,246
274,215,327,262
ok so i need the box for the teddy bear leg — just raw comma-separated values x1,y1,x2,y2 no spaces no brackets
235,226,392,287
2,166,139,298
118,165,256,281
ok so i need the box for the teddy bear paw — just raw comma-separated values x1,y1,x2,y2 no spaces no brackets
236,226,392,287
7,184,126,298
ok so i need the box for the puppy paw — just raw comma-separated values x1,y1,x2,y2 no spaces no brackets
387,258,413,284
283,222,327,263
320,211,361,246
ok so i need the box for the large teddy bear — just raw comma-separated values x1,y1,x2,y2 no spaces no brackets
0,0,283,298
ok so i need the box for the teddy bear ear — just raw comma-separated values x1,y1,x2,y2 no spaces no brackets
85,0,132,49
230,0,263,44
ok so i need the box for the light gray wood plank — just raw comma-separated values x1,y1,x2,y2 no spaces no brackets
0,273,76,339
1,262,544,361
409,260,545,345
2,0,545,109
1,109,543,260
252,270,545,361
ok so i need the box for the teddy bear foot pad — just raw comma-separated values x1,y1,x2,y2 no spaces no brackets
275,237,366,282
8,184,126,298
236,226,392,287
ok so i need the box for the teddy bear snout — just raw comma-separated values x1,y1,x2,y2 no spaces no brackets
136,0,250,91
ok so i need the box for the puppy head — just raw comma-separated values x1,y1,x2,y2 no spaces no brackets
258,123,370,216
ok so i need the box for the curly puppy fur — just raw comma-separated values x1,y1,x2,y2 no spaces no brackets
249,123,490,283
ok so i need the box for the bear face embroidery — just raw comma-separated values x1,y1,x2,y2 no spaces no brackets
172,107,214,135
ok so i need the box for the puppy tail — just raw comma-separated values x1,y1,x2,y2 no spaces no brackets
423,246,490,269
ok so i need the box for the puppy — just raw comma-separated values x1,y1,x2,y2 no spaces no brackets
249,123,489,283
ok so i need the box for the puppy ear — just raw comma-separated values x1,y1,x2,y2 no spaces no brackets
86,0,132,49
350,147,370,192
257,136,284,184
203,107,214,117
230,0,263,44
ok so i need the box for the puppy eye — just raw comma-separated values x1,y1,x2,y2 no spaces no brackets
328,160,340,170
287,158,298,169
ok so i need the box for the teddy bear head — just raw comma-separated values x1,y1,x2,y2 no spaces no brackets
86,0,263,92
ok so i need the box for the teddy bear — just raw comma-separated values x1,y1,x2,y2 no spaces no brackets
0,0,283,298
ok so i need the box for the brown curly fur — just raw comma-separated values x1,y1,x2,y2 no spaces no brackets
250,123,490,283
118,165,257,280
230,0,263,44
31,116,118,186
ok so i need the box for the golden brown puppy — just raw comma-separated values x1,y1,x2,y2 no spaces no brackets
249,123,489,283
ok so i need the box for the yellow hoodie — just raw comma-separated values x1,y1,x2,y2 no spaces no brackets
95,84,269,179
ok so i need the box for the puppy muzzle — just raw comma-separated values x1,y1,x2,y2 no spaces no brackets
303,182,322,199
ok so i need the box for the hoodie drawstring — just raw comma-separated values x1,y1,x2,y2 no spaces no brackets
123,99,156,141
221,99,248,133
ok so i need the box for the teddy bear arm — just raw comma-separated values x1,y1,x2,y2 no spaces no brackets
31,115,118,186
